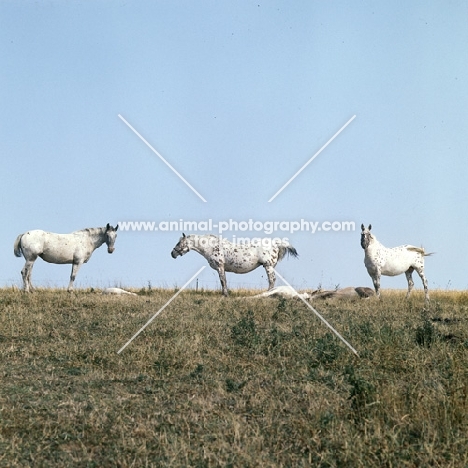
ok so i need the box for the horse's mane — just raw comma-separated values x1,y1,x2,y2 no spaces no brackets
76,227,106,235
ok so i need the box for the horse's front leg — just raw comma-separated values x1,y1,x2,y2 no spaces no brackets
371,273,381,299
217,266,228,296
264,265,276,290
68,262,83,292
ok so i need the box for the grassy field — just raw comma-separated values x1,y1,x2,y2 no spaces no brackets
1,288,468,467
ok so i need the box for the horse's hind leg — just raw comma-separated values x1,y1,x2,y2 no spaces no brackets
264,265,276,290
415,266,429,303
405,267,415,299
22,259,36,293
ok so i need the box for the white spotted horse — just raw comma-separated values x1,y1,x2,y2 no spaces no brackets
171,234,298,296
360,224,432,302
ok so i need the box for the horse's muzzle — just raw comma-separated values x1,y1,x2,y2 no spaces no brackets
171,250,178,259
360,236,368,250
108,247,115,254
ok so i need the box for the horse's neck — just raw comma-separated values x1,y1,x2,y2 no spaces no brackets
187,235,202,253
367,238,386,255
80,228,106,249
189,235,219,257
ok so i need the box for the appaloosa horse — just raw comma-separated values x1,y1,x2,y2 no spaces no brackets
14,224,118,292
360,224,432,302
171,234,298,296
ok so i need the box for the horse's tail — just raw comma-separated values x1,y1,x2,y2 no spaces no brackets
277,244,299,262
14,234,24,258
406,246,435,257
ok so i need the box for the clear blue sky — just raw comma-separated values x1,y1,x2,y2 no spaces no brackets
1,1,467,291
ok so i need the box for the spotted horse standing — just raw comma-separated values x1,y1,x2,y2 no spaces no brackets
171,234,298,296
360,224,432,303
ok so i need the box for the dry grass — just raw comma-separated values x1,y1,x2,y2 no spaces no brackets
1,288,468,467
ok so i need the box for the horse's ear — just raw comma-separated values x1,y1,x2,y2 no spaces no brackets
115,224,119,231
361,224,365,231
106,223,110,230
182,233,186,238
368,224,372,231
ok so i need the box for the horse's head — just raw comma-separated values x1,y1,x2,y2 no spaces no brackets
171,233,190,258
360,224,373,249
105,223,118,253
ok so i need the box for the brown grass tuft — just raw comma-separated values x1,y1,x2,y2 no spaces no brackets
1,288,467,466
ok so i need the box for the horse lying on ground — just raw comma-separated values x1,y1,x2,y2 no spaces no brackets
310,286,375,300
102,287,137,296
247,286,374,301
248,286,311,300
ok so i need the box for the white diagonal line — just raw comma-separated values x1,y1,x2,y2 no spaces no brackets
268,115,356,202
274,269,359,357
117,266,206,354
118,114,207,202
